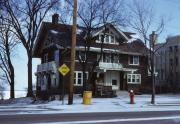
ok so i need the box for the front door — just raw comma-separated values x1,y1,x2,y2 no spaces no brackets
105,71,120,90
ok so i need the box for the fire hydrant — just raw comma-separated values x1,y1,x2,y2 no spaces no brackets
129,90,134,104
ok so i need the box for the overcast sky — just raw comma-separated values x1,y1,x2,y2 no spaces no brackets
8,0,180,96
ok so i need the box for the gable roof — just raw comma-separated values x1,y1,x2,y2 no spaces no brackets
33,22,143,57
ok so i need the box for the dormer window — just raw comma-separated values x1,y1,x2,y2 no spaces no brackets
110,35,115,43
97,33,116,44
129,56,139,65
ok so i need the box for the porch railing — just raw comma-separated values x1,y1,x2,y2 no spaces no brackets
37,61,57,73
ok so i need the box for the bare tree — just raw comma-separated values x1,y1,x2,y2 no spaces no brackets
0,16,18,99
1,0,59,97
66,0,127,93
127,0,166,104
0,81,5,100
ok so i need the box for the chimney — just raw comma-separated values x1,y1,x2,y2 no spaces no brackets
52,13,59,24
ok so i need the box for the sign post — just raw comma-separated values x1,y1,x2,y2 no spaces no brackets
58,64,70,105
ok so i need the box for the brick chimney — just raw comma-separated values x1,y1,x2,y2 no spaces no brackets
52,13,59,24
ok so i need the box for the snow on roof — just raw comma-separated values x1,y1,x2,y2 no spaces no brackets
50,30,59,34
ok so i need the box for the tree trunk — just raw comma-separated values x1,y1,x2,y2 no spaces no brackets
10,76,15,99
82,63,87,93
27,55,33,97
9,64,15,99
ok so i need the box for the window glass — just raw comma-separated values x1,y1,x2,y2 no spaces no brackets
136,75,140,82
105,35,109,43
130,56,133,64
134,56,139,65
112,80,117,85
114,55,119,63
77,72,82,84
169,46,173,52
105,54,111,63
132,75,135,82
127,75,131,82
111,35,114,43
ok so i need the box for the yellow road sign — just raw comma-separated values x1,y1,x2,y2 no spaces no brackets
58,64,70,76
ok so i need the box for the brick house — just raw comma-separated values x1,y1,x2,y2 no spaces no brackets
33,14,151,99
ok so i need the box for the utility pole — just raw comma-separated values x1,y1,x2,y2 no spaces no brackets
68,0,77,105
149,31,157,104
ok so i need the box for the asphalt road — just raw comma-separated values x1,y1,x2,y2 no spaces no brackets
1,111,180,124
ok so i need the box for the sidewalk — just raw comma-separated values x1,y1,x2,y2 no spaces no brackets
0,93,180,115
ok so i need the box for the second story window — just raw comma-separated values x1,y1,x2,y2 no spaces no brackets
169,46,173,52
129,56,139,65
105,54,111,63
170,58,173,66
176,57,179,65
175,45,178,52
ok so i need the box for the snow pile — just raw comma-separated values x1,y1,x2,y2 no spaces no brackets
0,97,34,105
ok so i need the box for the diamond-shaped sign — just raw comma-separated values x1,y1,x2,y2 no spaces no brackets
58,64,70,76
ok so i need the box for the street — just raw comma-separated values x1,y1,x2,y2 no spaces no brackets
1,111,180,124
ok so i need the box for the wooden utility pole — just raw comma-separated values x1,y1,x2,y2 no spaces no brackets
68,0,77,105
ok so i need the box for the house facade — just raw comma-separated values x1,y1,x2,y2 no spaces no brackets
33,14,150,99
155,36,180,93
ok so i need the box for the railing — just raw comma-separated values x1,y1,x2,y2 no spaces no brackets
37,61,57,73
98,62,123,70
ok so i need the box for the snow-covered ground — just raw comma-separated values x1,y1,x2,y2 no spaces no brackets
0,92,180,115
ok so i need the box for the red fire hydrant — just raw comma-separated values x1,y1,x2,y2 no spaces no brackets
129,90,134,104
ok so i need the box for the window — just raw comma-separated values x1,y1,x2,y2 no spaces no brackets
110,35,115,43
74,71,88,86
176,57,179,65
105,35,109,43
169,46,173,52
77,73,82,85
105,54,111,63
175,46,178,52
78,51,86,61
112,80,117,85
113,54,119,63
129,56,139,65
170,59,173,66
97,33,116,44
127,74,141,84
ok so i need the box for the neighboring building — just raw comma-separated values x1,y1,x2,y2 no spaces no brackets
155,36,180,93
33,14,150,99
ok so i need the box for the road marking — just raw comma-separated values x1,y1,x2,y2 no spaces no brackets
38,116,180,124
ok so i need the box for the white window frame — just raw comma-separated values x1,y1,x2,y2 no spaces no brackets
129,56,139,65
74,71,88,86
127,74,141,84
97,33,117,45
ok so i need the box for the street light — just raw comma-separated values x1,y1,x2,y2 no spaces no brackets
149,31,158,104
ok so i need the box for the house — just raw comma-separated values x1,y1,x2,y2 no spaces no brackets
155,36,180,93
33,14,150,99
